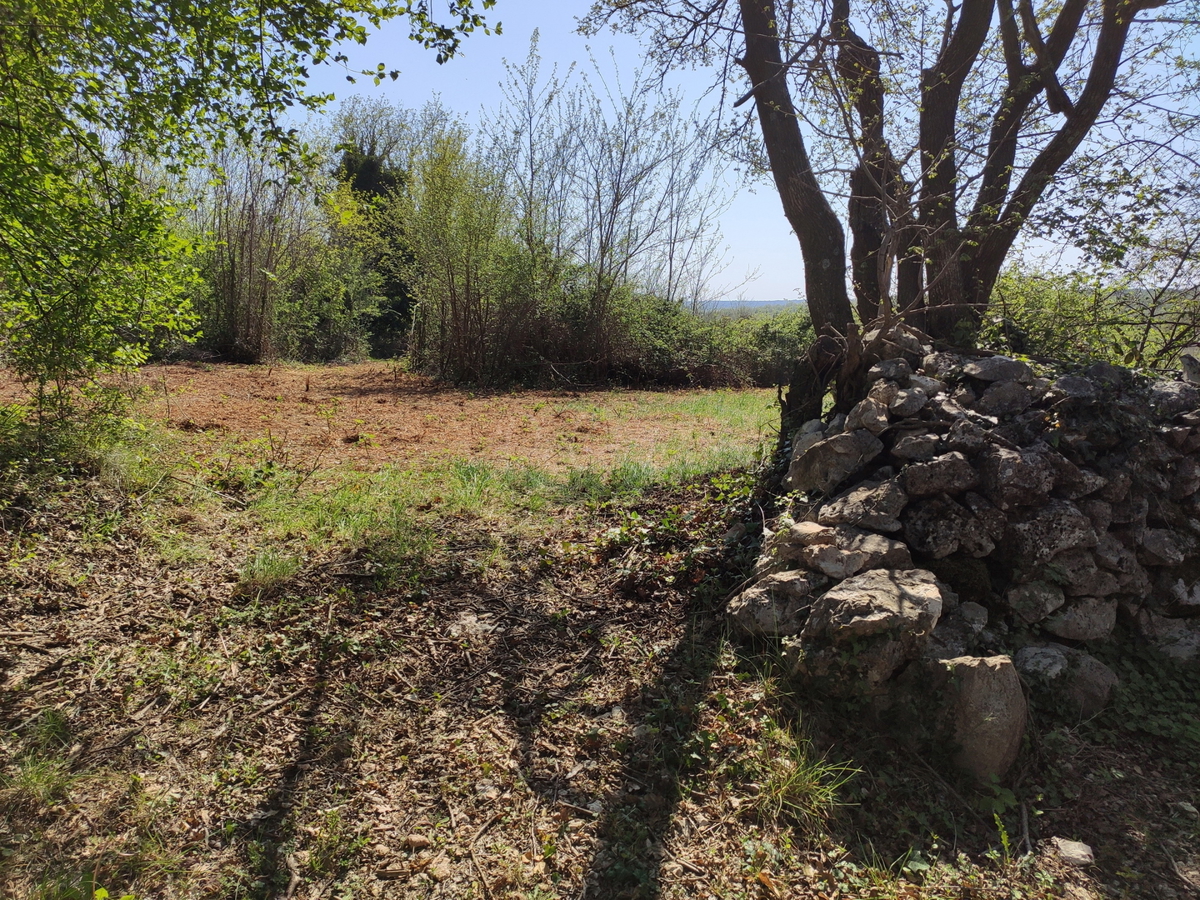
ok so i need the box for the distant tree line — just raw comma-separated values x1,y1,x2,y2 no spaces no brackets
177,40,815,386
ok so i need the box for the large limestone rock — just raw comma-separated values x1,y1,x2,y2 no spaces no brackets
974,381,1033,418
845,398,890,435
892,431,942,461
1005,500,1096,565
833,528,913,570
1043,597,1118,641
926,655,1027,781
903,496,996,559
727,570,828,638
979,445,1056,510
800,544,869,579
786,429,884,495
1004,581,1066,625
796,569,950,688
902,451,979,498
1148,380,1200,417
1135,610,1200,660
1014,644,1119,718
818,478,908,532
962,355,1032,383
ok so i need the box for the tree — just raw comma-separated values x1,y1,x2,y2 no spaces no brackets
0,0,496,395
583,0,1196,351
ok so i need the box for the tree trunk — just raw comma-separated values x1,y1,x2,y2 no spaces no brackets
737,0,853,336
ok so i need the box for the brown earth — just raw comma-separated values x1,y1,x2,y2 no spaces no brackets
71,362,769,471
0,365,1195,900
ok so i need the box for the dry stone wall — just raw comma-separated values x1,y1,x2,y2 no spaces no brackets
728,327,1200,780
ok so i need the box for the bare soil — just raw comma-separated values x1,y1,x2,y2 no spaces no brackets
105,362,771,471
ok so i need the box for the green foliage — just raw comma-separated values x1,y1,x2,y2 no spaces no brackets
0,0,494,390
1088,643,1200,757
984,266,1200,369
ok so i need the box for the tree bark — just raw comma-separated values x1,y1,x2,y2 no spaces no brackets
918,0,996,339
737,0,854,336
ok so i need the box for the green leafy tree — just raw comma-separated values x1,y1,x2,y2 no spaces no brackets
584,0,1198,413
0,0,496,395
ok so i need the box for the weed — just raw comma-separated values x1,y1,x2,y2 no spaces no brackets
234,548,303,598
308,808,367,876
751,721,857,833
3,756,78,808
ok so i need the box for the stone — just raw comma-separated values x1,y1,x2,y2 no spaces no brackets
890,388,928,418
922,351,965,377
952,384,978,407
1086,361,1128,388
1171,457,1200,500
1014,645,1069,679
936,655,1027,781
846,397,890,435
962,492,1008,541
797,569,950,687
798,418,826,435
818,478,908,532
925,602,989,659
863,327,926,363
727,570,828,637
1053,838,1095,868
978,445,1056,510
903,496,996,559
891,432,942,461
1004,581,1066,625
1164,578,1200,617
1005,501,1096,565
786,429,884,495
867,358,913,383
1033,445,1096,499
792,431,826,458
1078,498,1112,533
780,521,838,547
1138,528,1185,567
1148,380,1200,418
902,451,980,498
1094,532,1134,570
800,544,869,580
1062,651,1120,717
869,379,901,406
1043,597,1117,641
1047,376,1099,404
1136,610,1200,660
833,528,914,569
1048,549,1120,598
1097,470,1132,504
909,373,948,396
930,396,969,420
974,381,1033,417
962,355,1033,383
1058,468,1108,501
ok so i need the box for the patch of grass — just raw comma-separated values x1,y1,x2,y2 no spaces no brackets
307,807,368,876
234,548,304,599
2,756,78,808
751,721,858,833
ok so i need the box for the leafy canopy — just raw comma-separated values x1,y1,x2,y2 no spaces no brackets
0,0,496,395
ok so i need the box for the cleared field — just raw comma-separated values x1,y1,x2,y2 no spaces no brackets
118,362,779,474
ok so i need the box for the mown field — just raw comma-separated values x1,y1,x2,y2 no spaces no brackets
0,364,1196,900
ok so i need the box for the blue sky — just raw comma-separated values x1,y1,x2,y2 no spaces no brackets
303,2,805,302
